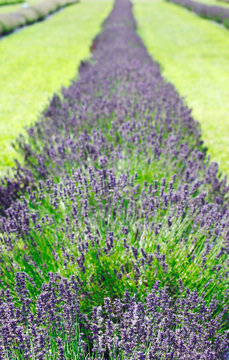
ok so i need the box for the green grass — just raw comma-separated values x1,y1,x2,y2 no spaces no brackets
0,0,22,6
133,0,229,177
0,3,22,12
0,0,113,176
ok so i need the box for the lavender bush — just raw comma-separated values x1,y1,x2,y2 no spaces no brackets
0,0,228,358
0,276,228,359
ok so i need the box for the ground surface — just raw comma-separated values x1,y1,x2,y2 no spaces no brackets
0,0,112,175
134,0,229,176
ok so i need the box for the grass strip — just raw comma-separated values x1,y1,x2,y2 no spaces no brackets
0,0,23,5
133,0,229,177
0,0,228,358
0,0,80,35
167,0,229,27
0,0,113,176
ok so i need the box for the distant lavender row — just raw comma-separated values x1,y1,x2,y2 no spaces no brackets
0,0,79,37
167,0,229,27
0,0,228,358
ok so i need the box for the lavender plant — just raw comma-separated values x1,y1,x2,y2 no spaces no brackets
0,274,228,359
0,0,228,358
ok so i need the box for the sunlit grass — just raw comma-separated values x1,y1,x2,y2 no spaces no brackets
0,0,113,175
0,0,22,6
133,0,229,176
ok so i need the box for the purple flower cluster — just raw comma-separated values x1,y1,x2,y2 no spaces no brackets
0,0,228,358
1,162,228,292
89,284,228,359
167,0,229,27
0,275,228,359
0,273,87,359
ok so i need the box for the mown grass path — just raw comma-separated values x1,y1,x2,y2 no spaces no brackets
0,0,113,175
133,0,229,176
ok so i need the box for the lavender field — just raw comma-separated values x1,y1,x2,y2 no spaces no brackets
0,0,228,359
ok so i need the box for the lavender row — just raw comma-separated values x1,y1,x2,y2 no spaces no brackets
0,0,228,358
167,0,229,28
0,274,228,359
0,0,79,37
1,164,228,357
